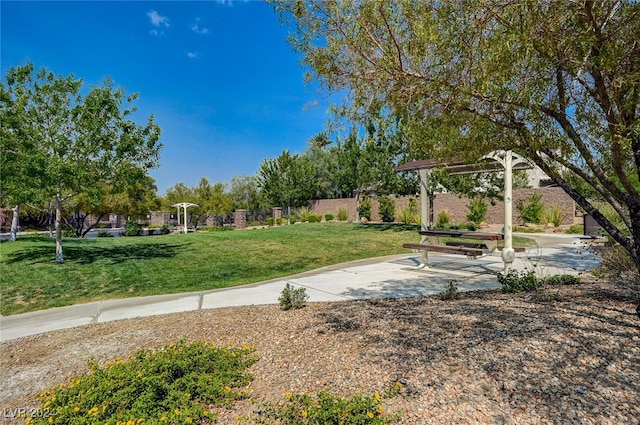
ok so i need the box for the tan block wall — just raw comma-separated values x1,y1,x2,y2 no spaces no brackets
308,187,575,225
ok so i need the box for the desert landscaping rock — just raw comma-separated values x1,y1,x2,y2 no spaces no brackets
1,277,638,424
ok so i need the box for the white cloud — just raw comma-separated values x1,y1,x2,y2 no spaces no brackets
147,10,170,28
187,52,198,59
190,24,209,34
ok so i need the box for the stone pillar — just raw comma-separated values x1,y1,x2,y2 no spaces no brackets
234,209,247,229
149,211,169,227
272,207,282,225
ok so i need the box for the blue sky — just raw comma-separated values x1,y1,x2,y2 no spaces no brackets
1,1,333,195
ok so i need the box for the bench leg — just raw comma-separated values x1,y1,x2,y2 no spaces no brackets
418,250,430,269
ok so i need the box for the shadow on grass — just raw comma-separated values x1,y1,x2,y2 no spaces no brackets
4,238,191,265
353,223,421,232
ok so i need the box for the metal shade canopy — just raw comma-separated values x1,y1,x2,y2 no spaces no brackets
396,150,534,272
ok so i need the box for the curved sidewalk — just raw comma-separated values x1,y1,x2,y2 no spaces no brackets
0,233,600,342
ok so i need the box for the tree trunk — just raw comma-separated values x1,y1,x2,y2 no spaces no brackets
55,193,64,263
354,191,361,223
9,205,20,241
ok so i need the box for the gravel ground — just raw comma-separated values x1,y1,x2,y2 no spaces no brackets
1,276,638,425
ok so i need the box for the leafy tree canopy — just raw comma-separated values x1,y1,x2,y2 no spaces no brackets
0,64,162,261
275,1,640,273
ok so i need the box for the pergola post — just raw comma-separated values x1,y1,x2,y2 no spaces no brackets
171,202,198,234
419,169,429,242
501,151,516,272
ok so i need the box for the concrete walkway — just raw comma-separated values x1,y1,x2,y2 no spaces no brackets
0,233,600,342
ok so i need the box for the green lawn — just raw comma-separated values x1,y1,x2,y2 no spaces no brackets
0,223,420,315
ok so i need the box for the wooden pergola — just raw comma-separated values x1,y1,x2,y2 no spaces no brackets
396,150,533,271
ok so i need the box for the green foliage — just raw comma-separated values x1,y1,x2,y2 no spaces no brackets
298,206,312,222
516,194,545,224
267,217,275,226
543,274,581,286
308,214,322,223
30,340,256,425
498,270,540,293
250,385,402,424
277,0,640,278
398,199,420,225
565,224,584,234
1,64,161,261
541,204,567,227
61,227,78,238
359,195,372,221
278,282,309,310
124,220,142,237
258,150,317,211
439,280,460,300
337,208,349,222
160,224,171,234
97,230,114,238
458,221,477,231
436,210,451,228
378,195,396,222
513,226,545,233
1,224,418,315
593,245,638,279
466,198,488,225
324,213,334,221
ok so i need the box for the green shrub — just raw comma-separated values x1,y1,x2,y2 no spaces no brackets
278,283,309,310
298,207,312,222
516,193,544,224
124,220,142,237
542,204,567,227
439,280,460,300
436,210,451,228
337,208,349,222
324,213,334,222
466,198,488,225
359,196,372,221
250,385,402,424
459,221,477,231
160,224,171,234
29,340,256,425
267,217,275,226
306,214,322,223
498,270,540,292
276,218,284,225
97,230,113,238
378,196,396,223
513,225,545,233
544,274,581,285
565,224,584,234
593,244,638,279
62,226,77,238
398,199,420,225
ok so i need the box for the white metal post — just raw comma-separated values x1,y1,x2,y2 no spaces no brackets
419,169,429,242
501,150,515,272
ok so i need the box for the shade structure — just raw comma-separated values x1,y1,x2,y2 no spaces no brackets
396,150,534,272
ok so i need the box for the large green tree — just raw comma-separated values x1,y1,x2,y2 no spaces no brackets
258,149,316,219
0,64,161,261
277,1,640,275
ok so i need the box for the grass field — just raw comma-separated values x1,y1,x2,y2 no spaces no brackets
0,223,537,316
0,223,420,315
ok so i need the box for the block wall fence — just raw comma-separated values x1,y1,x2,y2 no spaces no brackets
309,187,575,225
